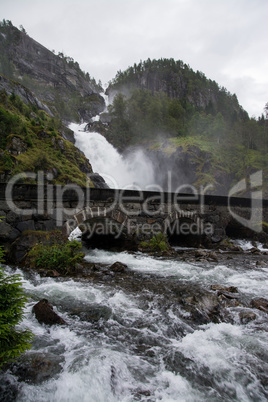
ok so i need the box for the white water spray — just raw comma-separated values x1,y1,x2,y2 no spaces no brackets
70,123,155,189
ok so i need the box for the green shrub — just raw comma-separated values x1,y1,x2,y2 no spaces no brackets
28,240,84,274
2,152,13,170
139,232,169,252
0,246,33,367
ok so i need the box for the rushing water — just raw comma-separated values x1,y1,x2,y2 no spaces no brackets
70,123,155,190
1,244,268,401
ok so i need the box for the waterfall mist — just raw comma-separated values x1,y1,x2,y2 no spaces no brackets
70,123,156,189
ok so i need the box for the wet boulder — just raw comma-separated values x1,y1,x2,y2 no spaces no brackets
239,310,257,324
0,375,18,402
210,285,238,293
183,293,221,324
194,249,207,259
210,284,240,299
110,261,128,273
70,304,112,322
32,299,66,325
251,298,268,314
0,221,20,243
8,352,64,384
194,250,218,262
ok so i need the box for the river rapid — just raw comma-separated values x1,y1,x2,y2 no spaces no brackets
1,242,268,402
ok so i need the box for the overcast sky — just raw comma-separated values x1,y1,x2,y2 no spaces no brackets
1,0,267,117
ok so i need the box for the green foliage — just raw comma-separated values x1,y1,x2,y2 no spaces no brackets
0,246,33,367
1,151,14,170
107,89,190,149
0,87,93,186
139,233,169,252
0,107,20,148
28,240,84,274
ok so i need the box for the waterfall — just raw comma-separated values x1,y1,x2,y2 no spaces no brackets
69,122,156,190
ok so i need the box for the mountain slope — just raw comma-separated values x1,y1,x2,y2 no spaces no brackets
0,20,105,122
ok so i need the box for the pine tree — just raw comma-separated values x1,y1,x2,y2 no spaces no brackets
0,244,32,367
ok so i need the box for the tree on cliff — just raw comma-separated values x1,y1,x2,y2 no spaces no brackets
264,102,268,119
0,244,32,367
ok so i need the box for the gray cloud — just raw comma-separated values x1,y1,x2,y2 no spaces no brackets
1,0,268,116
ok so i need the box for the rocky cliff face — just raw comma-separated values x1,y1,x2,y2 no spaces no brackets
0,22,105,122
143,142,235,195
0,73,52,115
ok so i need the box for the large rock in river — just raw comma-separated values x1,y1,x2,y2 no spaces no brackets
32,299,66,325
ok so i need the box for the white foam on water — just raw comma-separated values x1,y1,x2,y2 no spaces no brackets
84,248,268,298
2,249,268,402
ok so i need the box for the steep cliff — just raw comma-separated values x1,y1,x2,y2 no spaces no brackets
0,21,105,122
0,74,107,188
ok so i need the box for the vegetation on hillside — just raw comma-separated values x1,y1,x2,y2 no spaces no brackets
107,58,266,146
0,87,94,186
104,59,268,194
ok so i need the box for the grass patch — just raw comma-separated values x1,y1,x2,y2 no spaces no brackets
28,240,84,275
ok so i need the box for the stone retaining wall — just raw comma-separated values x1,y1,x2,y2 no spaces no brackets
0,184,267,257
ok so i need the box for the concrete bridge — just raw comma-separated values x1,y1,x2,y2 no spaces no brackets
1,183,268,251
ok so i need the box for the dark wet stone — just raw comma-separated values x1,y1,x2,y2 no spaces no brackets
0,221,20,242
251,298,268,314
249,247,260,254
133,389,151,399
217,291,240,299
110,261,128,273
207,251,219,262
239,310,257,324
8,352,64,384
183,293,222,324
256,260,267,266
32,299,66,325
211,285,238,293
70,304,112,322
45,270,60,277
195,249,207,259
0,375,18,402
16,219,35,232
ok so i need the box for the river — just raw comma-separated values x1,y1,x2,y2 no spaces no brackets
1,241,268,401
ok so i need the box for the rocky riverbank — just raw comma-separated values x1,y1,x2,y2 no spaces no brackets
14,244,268,326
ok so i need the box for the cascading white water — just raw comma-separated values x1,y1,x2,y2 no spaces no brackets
1,248,268,401
70,123,155,190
